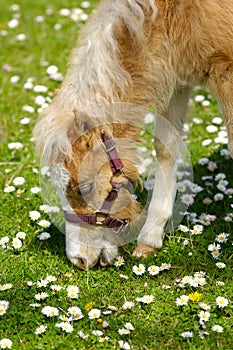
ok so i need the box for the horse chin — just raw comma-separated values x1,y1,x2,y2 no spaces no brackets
65,221,119,269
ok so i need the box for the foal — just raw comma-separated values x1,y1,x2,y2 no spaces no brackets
34,0,233,268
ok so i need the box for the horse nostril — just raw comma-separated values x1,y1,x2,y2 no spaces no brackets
78,181,93,195
99,253,108,267
76,257,87,269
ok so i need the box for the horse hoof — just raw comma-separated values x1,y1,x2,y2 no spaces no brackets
132,243,156,257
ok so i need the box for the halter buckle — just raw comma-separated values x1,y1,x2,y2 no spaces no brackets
112,219,128,233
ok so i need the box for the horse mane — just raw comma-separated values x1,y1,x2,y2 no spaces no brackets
33,0,157,163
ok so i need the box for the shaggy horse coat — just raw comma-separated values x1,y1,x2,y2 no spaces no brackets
34,0,233,268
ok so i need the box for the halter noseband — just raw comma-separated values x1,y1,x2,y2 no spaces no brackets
64,131,133,233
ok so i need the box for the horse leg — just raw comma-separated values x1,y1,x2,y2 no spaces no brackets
208,56,233,157
133,87,191,257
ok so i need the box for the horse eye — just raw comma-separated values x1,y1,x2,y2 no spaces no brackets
78,181,93,195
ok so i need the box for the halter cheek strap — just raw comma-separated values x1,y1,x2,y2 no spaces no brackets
64,131,133,233
101,131,124,174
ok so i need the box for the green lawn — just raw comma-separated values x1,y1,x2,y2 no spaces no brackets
0,1,232,349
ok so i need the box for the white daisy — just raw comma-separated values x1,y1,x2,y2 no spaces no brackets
148,265,160,276
215,233,229,243
180,331,193,338
212,325,224,333
216,296,229,308
37,220,51,228
29,211,41,221
136,295,154,304
41,306,59,317
0,338,12,349
114,256,125,267
132,264,145,275
88,308,101,319
175,295,189,306
35,325,47,335
12,237,22,249
12,177,25,186
198,311,210,323
216,262,226,269
37,232,51,240
118,328,130,335
122,301,134,310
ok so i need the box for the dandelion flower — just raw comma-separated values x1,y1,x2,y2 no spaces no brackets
84,301,95,311
188,292,202,302
88,308,101,319
132,264,145,275
216,296,229,308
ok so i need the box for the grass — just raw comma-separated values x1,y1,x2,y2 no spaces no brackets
0,1,232,349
